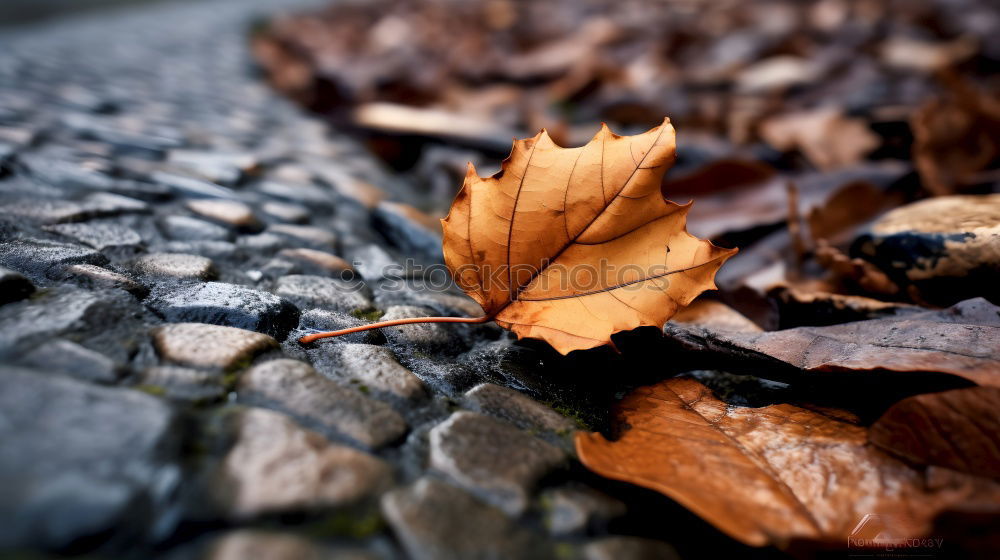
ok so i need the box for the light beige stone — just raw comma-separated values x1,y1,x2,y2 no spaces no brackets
152,323,276,369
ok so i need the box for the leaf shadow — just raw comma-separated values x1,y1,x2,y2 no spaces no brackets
465,326,975,436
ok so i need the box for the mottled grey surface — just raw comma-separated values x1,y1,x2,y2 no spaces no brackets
0,0,692,558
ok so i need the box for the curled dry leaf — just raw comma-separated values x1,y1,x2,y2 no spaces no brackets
768,284,920,329
663,298,1000,387
576,377,1000,548
870,387,1000,479
441,119,736,354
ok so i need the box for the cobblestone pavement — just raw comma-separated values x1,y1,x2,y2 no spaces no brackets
0,1,709,559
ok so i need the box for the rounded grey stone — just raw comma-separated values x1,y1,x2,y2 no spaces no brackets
237,359,406,449
147,282,299,339
311,343,428,403
0,239,107,282
429,411,567,515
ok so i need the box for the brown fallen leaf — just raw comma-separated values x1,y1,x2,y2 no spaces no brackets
663,297,1000,387
301,120,736,354
441,119,735,354
870,387,1000,479
576,377,1000,548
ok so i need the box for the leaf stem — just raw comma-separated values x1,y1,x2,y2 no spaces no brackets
298,315,494,344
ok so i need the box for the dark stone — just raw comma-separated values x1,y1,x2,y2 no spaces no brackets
0,266,34,304
296,308,385,345
147,282,299,340
405,357,482,396
0,367,181,551
0,288,148,364
0,238,107,282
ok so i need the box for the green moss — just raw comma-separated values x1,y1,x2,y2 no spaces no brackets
134,384,167,397
553,542,577,560
305,507,383,539
551,403,592,431
221,370,240,390
350,308,385,322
